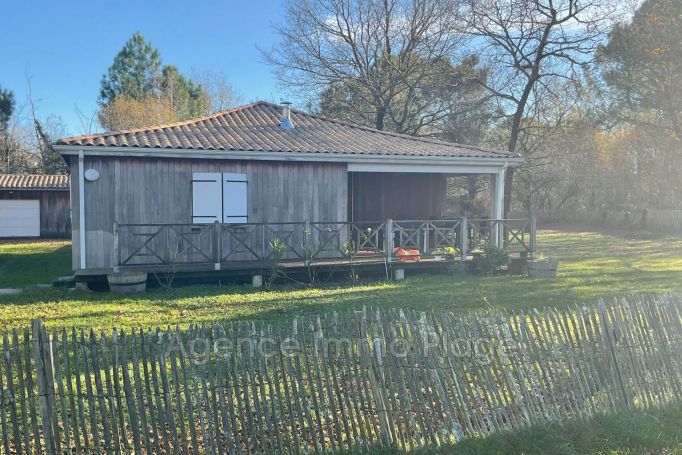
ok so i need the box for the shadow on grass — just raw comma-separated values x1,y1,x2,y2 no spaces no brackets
0,230,681,332
334,403,682,454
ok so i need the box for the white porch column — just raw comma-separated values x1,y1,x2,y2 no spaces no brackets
491,169,506,247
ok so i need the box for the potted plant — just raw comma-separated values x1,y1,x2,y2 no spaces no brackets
431,246,459,261
471,244,510,275
527,254,559,277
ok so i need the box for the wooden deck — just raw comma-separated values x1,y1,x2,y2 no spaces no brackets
101,218,536,278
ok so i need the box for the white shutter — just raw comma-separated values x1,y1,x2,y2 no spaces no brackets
222,173,247,224
192,173,222,223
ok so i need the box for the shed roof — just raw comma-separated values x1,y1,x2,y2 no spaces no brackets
56,101,516,160
0,174,70,190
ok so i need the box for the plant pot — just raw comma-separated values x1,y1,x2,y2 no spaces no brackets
508,257,528,275
107,272,148,294
527,259,558,277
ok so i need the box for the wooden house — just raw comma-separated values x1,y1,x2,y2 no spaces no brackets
55,102,533,282
0,174,71,238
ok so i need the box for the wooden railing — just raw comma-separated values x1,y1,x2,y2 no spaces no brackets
114,218,536,269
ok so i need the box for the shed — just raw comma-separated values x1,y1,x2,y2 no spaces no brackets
0,174,71,238
55,101,532,279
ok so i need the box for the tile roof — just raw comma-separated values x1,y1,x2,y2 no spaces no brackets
0,174,70,190
56,101,516,160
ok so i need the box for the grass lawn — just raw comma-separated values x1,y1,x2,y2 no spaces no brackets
0,229,680,332
0,240,71,288
340,404,682,454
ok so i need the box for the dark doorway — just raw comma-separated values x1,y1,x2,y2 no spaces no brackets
349,172,448,221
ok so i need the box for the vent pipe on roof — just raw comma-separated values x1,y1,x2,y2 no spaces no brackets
280,101,294,130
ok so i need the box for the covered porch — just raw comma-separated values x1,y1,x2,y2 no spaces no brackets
111,162,534,278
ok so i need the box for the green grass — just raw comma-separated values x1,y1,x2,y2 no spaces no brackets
0,229,681,332
339,404,682,454
0,240,71,288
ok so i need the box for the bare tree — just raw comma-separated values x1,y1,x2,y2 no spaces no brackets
190,70,241,113
262,0,472,133
26,76,69,174
466,0,618,215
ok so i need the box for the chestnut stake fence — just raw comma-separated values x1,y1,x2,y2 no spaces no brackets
1,294,681,454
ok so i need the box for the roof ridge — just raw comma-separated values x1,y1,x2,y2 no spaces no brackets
57,101,275,144
288,107,513,156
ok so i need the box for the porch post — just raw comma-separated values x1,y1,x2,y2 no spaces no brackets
491,169,506,247
385,219,394,263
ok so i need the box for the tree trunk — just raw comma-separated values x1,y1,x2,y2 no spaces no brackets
503,167,515,218
375,105,386,130
467,175,477,201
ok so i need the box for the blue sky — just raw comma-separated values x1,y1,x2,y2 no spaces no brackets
1,0,286,135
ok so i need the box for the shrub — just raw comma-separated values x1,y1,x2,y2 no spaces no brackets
471,244,510,275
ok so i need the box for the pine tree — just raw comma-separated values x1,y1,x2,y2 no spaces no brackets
0,85,15,131
98,33,210,130
99,32,162,106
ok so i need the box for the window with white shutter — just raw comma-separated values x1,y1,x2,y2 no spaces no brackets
192,172,248,224
192,173,222,223
222,173,248,224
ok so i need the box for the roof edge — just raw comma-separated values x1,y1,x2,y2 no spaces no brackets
54,145,522,167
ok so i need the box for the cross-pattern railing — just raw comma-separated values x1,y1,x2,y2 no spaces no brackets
114,218,536,269
468,218,536,254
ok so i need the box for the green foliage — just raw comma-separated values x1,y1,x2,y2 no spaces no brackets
471,244,510,275
0,85,14,131
99,32,162,106
598,0,682,138
98,32,209,130
160,65,208,120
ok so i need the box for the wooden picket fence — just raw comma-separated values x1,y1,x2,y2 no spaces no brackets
1,293,681,454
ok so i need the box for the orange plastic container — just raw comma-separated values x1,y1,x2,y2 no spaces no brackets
393,247,421,263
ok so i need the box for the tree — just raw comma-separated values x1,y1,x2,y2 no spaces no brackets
160,65,207,120
465,0,617,216
263,0,472,133
98,33,211,129
598,0,681,142
190,70,241,113
98,95,177,131
317,55,488,136
99,32,162,106
0,85,22,172
34,116,69,174
0,85,15,131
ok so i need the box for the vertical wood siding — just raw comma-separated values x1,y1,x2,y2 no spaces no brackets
74,157,348,271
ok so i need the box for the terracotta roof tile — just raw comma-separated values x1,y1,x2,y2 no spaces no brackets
0,174,70,190
56,101,517,159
